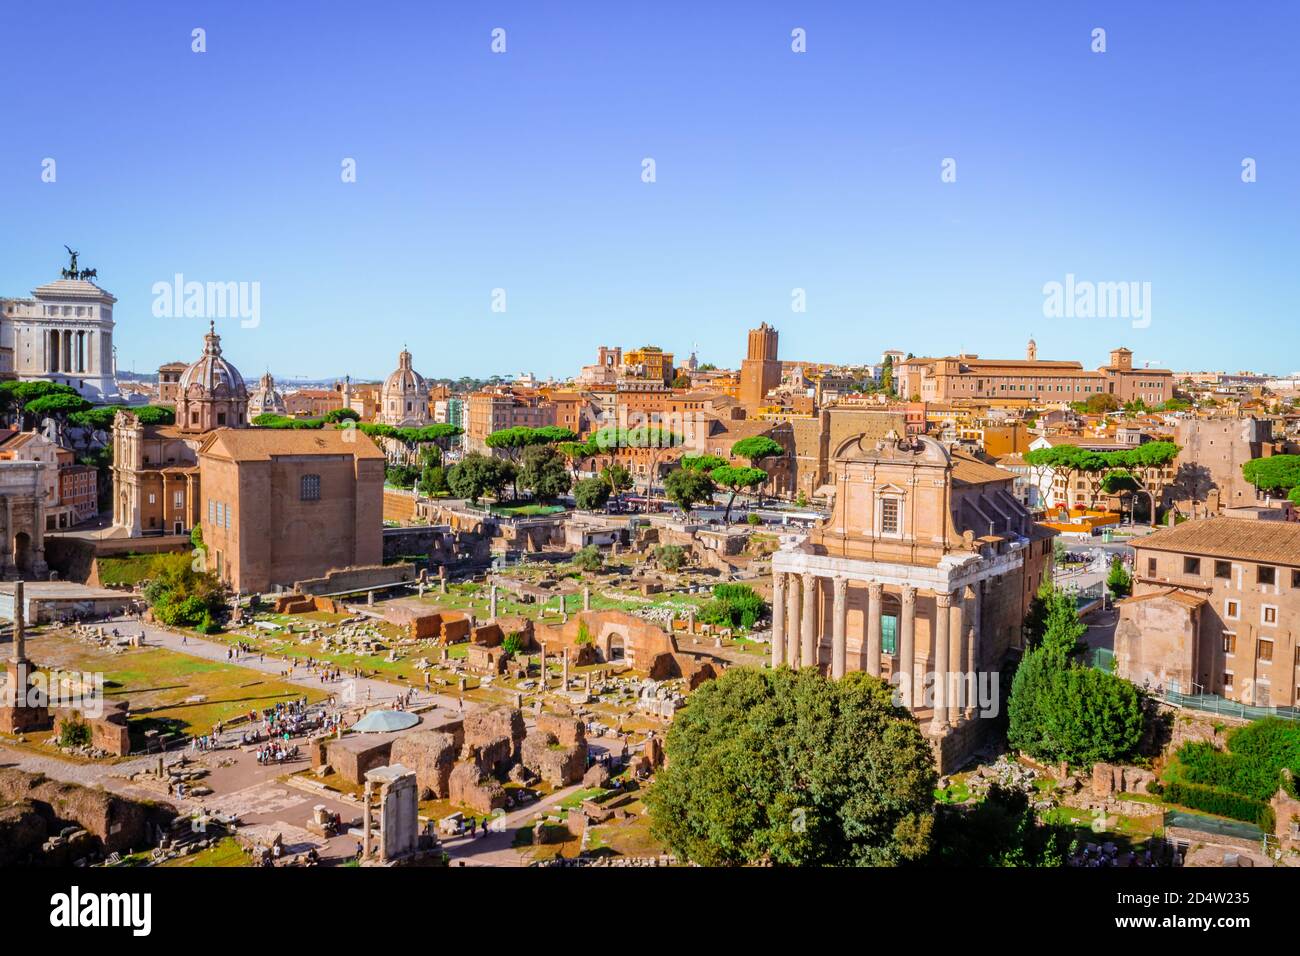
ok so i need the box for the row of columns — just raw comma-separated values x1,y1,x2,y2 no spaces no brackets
770,571,982,732
47,329,96,375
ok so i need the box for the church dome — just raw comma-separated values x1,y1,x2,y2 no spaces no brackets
248,371,286,416
180,322,247,396
379,348,431,426
176,321,250,432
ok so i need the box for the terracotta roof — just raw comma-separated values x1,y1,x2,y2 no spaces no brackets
950,451,1013,485
1117,588,1206,609
199,427,384,461
1134,518,1300,566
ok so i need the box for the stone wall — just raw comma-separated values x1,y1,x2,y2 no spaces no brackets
390,731,459,799
0,768,164,855
294,562,417,597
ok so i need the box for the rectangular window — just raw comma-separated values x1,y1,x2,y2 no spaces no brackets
1223,632,1236,655
1215,560,1231,579
1292,570,1300,589
301,474,321,501
880,498,900,535
208,499,215,523
216,502,224,526
1263,605,1278,626
1183,556,1201,575
1259,639,1274,662
1147,557,1158,577
225,504,231,530
173,491,183,509
1259,566,1276,586
1223,672,1234,691
1225,600,1240,620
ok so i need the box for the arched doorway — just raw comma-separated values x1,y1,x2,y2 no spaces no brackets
607,633,626,662
13,532,32,575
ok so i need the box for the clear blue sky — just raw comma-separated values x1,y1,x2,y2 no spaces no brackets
1,1,1296,381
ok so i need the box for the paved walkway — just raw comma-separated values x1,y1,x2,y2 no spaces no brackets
3,616,636,866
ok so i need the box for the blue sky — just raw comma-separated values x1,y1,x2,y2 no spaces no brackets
1,1,1297,381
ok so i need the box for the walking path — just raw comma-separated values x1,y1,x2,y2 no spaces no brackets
3,615,638,866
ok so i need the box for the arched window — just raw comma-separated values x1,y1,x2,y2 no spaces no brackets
300,474,321,501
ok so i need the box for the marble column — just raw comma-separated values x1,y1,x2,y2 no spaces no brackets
562,649,570,689
770,572,787,668
866,582,883,677
800,573,817,669
949,595,965,725
965,584,981,718
899,585,916,708
932,592,952,732
362,781,374,859
831,577,848,679
786,574,802,668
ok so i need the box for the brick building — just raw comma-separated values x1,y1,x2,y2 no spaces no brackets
897,344,1172,407
198,428,385,594
1116,516,1300,707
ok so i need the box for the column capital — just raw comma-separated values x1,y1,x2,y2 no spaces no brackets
900,583,917,603
867,581,883,597
935,590,954,609
800,570,816,587
832,576,848,597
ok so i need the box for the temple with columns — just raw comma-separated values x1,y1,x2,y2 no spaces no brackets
769,433,1054,770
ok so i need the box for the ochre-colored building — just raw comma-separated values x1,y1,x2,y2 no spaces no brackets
197,428,385,594
771,434,1054,771
897,344,1172,407
1116,517,1300,707
739,323,781,409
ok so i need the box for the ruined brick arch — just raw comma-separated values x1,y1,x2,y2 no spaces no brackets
602,631,626,662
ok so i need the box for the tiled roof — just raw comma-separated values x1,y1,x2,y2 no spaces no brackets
1134,518,1300,566
951,451,1013,485
200,427,384,461
1118,588,1206,609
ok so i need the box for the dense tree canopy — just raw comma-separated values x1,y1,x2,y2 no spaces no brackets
710,465,767,522
663,466,715,515
646,667,936,866
518,444,572,502
731,435,783,466
1242,455,1300,496
1008,586,1144,765
573,477,611,511
446,452,516,504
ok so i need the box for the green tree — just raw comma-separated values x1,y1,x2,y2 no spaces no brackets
655,544,687,571
501,633,524,657
1243,455,1300,497
323,407,360,423
599,463,633,496
518,444,572,502
573,545,604,573
710,465,767,523
731,435,783,468
418,464,449,497
880,354,894,396
1008,589,1144,765
574,477,611,511
556,440,594,479
646,667,936,866
663,466,716,517
446,453,515,504
1106,557,1132,598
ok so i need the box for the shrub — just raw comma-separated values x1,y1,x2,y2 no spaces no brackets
746,513,762,526
573,546,603,573
501,633,524,657
1162,780,1273,829
575,620,593,646
698,583,766,630
655,544,686,571
58,717,92,748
